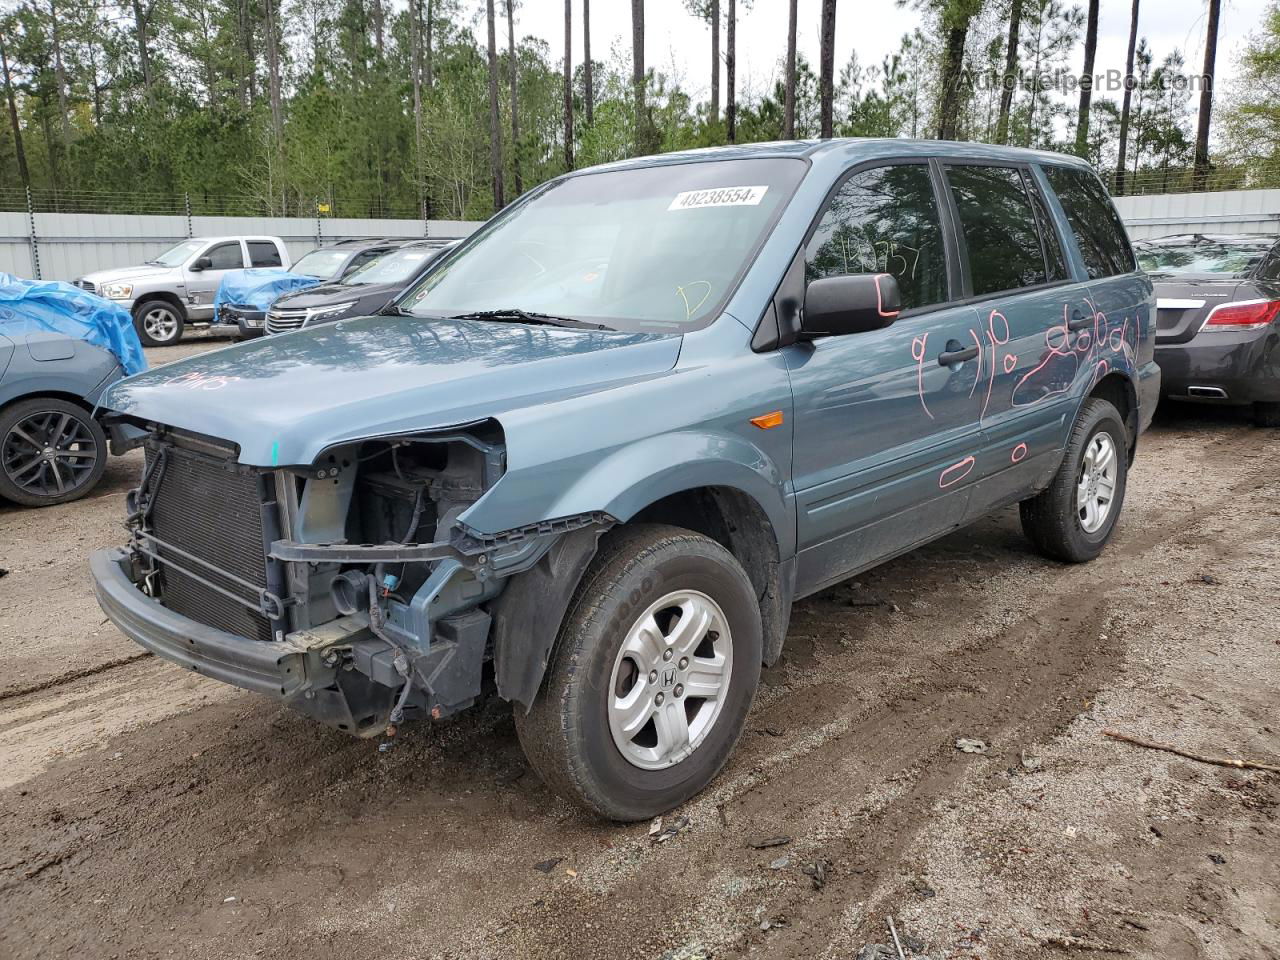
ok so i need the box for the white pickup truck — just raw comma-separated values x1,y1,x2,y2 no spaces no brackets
75,236,292,346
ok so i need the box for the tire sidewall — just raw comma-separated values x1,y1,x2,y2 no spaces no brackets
560,539,762,819
1067,404,1128,552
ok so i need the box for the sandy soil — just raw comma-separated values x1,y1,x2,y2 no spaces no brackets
0,339,1277,960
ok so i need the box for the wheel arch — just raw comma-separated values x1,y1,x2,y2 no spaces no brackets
1086,371,1139,460
131,292,188,320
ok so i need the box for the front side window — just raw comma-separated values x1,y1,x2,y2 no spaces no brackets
946,165,1048,296
204,242,245,270
403,157,806,333
1044,166,1136,279
805,163,948,311
248,241,282,267
343,249,387,277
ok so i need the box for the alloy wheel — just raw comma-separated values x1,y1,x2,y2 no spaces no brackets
1076,431,1118,534
607,589,733,770
1,409,100,499
141,306,179,342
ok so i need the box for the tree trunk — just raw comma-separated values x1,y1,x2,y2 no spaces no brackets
563,0,573,170
264,0,285,149
995,0,1021,144
49,0,72,145
486,0,505,210
1074,0,1099,156
425,0,434,87
1115,0,1140,195
411,0,425,202
0,25,30,187
632,0,645,152
783,0,797,138
584,0,593,124
937,22,970,139
726,0,736,141
507,0,522,193
371,0,385,57
819,0,836,138
132,0,154,94
1192,0,1220,189
710,0,719,126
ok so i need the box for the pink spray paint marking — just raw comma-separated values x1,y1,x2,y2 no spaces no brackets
1011,442,1028,463
939,455,976,489
910,333,934,420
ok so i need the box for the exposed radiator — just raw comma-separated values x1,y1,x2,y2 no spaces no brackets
145,441,278,643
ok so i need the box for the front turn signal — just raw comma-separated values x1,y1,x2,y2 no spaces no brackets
750,410,785,430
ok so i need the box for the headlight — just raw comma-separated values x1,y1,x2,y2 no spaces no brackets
308,301,357,320
102,282,134,299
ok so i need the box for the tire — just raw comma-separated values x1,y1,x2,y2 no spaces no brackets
133,299,185,347
515,524,763,821
0,398,108,507
1020,397,1128,563
1253,402,1280,428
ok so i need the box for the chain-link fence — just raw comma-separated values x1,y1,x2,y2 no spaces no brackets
1100,161,1280,197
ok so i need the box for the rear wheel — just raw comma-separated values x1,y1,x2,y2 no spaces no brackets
1253,402,1280,428
515,524,762,821
0,398,107,507
133,300,184,347
1020,397,1128,563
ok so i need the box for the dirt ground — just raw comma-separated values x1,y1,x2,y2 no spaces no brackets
1,333,1277,960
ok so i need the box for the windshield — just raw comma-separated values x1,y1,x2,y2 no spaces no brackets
292,249,352,280
1137,239,1271,277
147,240,204,267
345,246,444,285
401,157,806,333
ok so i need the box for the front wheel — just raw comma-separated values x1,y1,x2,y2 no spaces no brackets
516,524,762,821
133,300,185,347
1020,397,1128,563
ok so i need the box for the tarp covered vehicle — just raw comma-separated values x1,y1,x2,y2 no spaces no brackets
214,268,322,339
0,273,143,506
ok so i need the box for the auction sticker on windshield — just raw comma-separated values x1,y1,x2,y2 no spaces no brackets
668,185,768,211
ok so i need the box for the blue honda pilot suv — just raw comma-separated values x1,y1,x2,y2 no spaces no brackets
90,140,1158,820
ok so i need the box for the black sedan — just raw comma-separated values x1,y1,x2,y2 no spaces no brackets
1137,234,1280,427
264,239,459,335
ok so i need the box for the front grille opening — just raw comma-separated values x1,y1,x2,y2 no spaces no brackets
143,441,277,643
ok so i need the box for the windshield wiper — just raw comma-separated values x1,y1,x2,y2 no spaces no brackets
449,308,611,331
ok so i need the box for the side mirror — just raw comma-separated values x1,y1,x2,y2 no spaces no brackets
190,257,212,272
801,273,901,338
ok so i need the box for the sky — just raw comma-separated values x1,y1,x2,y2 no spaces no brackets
507,0,1270,108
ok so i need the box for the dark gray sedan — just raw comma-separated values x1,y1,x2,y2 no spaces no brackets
0,328,124,506
1138,234,1280,426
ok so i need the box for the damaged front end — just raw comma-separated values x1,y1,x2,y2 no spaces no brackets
92,419,611,738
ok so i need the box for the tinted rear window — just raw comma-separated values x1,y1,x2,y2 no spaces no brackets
946,164,1048,296
1136,239,1270,277
1044,166,1136,279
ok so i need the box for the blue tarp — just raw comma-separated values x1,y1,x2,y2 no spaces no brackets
214,269,321,323
0,273,147,375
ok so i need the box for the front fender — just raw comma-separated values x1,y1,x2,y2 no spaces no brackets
543,430,795,560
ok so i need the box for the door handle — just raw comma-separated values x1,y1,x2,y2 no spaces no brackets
1067,311,1093,331
937,345,979,366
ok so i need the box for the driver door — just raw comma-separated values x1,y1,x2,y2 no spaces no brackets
785,161,985,597
184,241,247,319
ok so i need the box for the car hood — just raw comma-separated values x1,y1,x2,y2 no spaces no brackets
80,265,177,285
102,315,682,466
273,281,400,309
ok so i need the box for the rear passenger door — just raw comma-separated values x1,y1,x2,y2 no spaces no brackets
1041,165,1150,427
786,161,985,597
937,162,1088,516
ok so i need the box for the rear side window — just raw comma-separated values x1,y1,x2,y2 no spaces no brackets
248,241,282,267
945,165,1047,296
204,242,245,270
1044,166,1136,279
1025,176,1070,282
806,163,948,311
